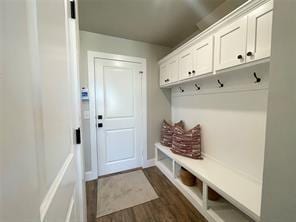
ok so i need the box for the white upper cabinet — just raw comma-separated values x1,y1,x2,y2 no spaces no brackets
246,1,273,62
160,56,179,86
215,1,273,71
159,0,273,87
214,16,248,71
159,63,169,86
193,36,214,76
167,57,179,83
179,48,194,80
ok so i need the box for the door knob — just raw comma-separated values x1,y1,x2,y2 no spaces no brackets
247,51,253,56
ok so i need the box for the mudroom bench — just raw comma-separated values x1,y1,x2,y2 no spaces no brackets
155,143,262,222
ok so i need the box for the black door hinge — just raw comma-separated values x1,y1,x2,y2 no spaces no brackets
70,1,76,19
75,128,81,144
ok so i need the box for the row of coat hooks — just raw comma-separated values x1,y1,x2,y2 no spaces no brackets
178,72,261,93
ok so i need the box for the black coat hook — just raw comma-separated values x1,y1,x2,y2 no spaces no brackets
194,83,201,90
253,72,261,83
179,87,184,93
217,79,224,88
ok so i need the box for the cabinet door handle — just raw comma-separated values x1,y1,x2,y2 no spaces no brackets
247,51,253,56
188,71,191,75
164,78,170,82
192,70,196,74
237,55,243,59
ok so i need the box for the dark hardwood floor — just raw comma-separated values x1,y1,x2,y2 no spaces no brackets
86,166,207,222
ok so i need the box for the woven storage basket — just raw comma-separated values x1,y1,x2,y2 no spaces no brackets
196,178,221,201
180,167,196,186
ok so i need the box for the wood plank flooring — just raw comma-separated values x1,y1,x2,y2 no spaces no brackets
86,166,207,222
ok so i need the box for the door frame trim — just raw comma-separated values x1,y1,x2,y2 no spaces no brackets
86,51,147,181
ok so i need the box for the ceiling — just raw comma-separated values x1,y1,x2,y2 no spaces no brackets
78,0,246,48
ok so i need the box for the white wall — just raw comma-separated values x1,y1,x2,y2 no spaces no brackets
0,0,3,219
1,0,41,221
0,72,3,221
79,31,171,171
261,0,296,221
196,0,247,30
172,63,269,182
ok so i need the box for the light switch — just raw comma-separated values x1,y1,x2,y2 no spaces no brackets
83,110,90,120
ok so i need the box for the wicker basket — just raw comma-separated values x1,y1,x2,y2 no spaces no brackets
180,167,196,186
196,177,221,201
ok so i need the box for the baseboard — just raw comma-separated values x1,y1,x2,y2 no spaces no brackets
84,171,97,182
142,158,155,168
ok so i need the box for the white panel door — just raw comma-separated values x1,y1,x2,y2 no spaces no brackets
193,36,214,76
246,1,273,63
179,48,194,80
214,16,248,71
38,0,85,221
95,58,142,176
167,56,179,83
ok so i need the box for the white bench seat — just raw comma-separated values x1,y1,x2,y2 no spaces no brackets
155,143,262,221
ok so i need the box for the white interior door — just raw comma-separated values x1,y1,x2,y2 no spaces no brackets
39,0,85,221
95,58,143,176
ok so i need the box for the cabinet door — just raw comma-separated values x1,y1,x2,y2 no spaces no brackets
179,48,193,80
167,57,178,83
193,36,214,76
246,1,273,63
214,16,248,71
159,63,169,86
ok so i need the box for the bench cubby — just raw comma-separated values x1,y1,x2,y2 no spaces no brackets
155,143,261,222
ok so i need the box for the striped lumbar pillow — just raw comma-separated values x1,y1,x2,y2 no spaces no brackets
171,124,202,159
160,120,184,147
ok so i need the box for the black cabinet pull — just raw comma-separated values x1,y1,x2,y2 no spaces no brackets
188,71,191,75
237,55,243,59
98,115,103,120
98,123,103,128
75,128,81,145
164,78,170,83
247,51,253,56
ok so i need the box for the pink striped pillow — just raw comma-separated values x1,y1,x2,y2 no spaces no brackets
160,120,184,147
171,125,202,159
